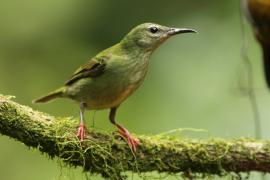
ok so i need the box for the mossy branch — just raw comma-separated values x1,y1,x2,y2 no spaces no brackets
1,95,270,179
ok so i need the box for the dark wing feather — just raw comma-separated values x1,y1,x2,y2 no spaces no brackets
65,57,107,85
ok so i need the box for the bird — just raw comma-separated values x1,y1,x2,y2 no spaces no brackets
33,22,196,152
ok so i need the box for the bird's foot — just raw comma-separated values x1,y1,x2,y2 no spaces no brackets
76,123,86,141
117,126,140,153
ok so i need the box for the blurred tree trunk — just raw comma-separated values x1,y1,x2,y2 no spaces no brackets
244,0,270,87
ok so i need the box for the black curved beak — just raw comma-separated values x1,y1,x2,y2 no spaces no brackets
167,28,197,36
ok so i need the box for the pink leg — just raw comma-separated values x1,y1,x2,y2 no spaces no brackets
117,124,140,153
77,102,86,141
76,122,86,140
109,107,140,153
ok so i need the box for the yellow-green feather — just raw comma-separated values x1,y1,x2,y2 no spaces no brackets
33,87,66,103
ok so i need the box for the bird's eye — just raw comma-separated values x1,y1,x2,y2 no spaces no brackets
149,27,158,33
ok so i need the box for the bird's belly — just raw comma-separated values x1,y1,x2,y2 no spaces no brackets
87,84,136,109
66,70,145,110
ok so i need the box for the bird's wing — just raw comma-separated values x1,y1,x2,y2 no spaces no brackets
65,56,108,85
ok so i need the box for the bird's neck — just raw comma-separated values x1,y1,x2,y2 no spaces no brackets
107,42,151,74
119,36,153,56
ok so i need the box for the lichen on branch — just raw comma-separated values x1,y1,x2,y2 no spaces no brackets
0,95,270,179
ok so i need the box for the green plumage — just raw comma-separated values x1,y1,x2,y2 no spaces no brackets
33,87,65,103
33,23,196,110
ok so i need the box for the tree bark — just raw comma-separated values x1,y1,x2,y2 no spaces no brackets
0,95,270,179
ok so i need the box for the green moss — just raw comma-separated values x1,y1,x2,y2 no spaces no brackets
1,95,270,179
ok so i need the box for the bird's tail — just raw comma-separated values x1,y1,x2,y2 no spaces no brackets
33,87,66,103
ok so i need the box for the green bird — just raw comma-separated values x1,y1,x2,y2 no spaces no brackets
33,23,196,152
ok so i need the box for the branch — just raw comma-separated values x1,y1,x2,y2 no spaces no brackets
0,95,270,179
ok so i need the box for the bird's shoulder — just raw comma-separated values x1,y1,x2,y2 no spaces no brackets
65,54,110,86
65,44,129,86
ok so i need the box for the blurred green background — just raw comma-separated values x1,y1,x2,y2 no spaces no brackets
0,0,269,179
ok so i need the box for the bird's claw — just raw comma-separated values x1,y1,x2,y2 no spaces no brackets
118,128,140,153
77,123,86,141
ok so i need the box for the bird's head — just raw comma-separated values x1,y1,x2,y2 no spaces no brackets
121,22,197,52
